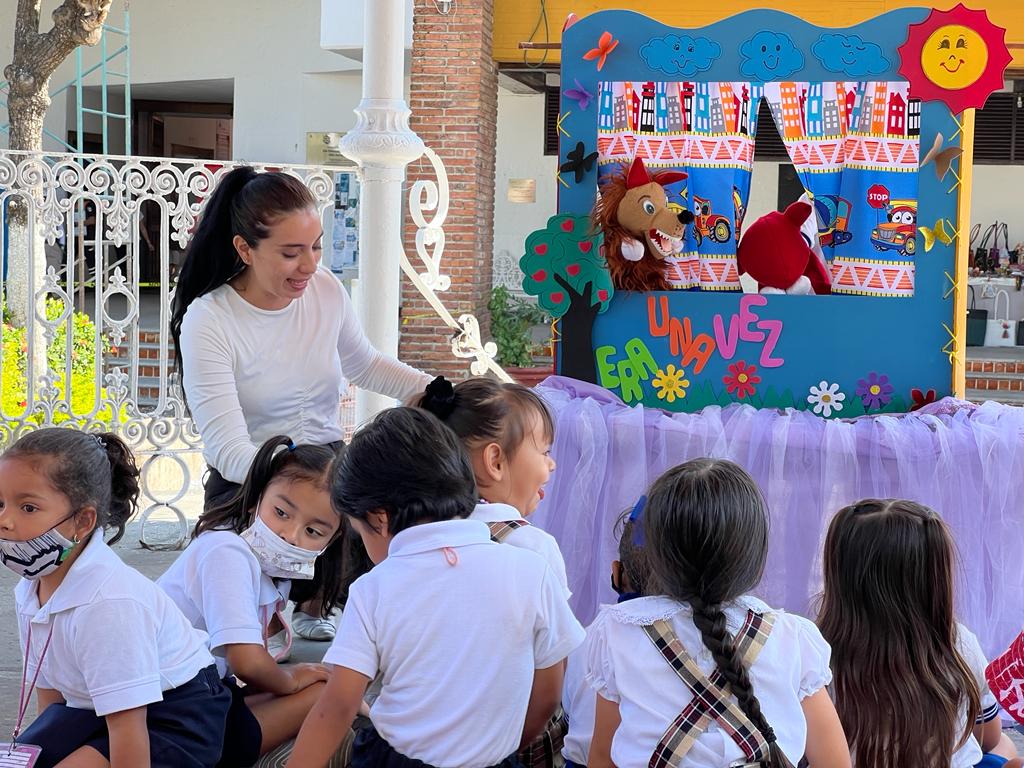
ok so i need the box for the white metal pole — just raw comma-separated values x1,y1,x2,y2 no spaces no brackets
339,0,425,424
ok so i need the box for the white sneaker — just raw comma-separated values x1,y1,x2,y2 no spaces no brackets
266,628,292,663
291,611,337,641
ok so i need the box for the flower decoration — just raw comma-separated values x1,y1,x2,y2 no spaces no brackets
855,371,894,410
652,364,690,403
807,381,846,417
910,388,937,411
583,31,619,72
723,361,760,400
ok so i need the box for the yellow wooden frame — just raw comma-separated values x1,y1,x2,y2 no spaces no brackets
952,108,975,398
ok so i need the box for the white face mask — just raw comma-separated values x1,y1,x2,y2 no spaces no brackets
239,514,323,580
0,516,78,580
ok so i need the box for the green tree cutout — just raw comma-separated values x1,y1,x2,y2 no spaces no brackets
520,214,612,383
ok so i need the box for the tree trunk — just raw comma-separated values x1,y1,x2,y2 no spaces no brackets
4,0,112,383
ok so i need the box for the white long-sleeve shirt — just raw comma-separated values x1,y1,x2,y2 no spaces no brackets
179,266,432,482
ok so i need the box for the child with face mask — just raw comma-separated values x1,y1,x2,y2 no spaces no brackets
158,435,352,766
0,429,229,768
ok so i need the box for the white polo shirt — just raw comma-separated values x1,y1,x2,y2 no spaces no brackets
157,530,290,679
587,595,832,768
325,519,586,768
562,606,612,765
470,502,572,599
15,530,215,717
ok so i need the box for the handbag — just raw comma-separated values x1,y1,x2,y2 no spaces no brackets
983,289,1016,347
967,285,989,346
974,223,997,272
997,222,1011,268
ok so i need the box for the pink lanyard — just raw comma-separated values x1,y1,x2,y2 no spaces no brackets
13,623,55,743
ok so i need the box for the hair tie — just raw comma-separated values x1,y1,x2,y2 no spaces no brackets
628,495,646,547
422,376,457,420
287,441,297,452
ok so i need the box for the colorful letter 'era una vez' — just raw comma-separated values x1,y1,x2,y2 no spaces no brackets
520,3,1011,417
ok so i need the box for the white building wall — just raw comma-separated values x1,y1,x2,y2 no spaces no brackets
0,0,362,163
493,89,558,293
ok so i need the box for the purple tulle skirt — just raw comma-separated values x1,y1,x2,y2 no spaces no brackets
531,376,1024,658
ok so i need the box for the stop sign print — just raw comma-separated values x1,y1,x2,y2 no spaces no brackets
867,184,890,209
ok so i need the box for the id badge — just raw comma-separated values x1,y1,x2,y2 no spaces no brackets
0,743,42,767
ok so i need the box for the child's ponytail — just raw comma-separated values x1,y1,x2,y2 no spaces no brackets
644,458,791,767
96,432,140,544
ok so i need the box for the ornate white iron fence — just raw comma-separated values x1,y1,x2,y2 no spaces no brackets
0,150,350,548
0,147,506,549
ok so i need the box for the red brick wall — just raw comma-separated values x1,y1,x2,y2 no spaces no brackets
401,0,498,379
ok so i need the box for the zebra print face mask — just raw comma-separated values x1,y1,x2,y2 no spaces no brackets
0,515,78,580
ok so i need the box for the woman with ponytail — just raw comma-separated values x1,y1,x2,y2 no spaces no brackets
171,167,432,640
0,429,230,767
587,458,850,768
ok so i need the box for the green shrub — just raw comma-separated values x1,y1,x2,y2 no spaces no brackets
488,286,550,368
1,299,122,426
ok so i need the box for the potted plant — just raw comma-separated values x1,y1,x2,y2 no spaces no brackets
487,286,552,387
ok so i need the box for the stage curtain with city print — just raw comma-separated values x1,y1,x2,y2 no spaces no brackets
597,80,762,291
763,80,921,297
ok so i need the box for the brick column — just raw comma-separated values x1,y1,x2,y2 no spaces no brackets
401,0,498,379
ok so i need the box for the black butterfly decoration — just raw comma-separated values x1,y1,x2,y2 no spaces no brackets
560,142,599,184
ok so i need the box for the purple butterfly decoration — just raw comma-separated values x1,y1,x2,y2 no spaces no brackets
564,79,594,111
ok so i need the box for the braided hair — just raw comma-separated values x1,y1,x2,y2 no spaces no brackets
644,458,792,768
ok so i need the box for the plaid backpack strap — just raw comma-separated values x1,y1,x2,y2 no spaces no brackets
516,705,568,768
487,519,529,543
641,610,777,768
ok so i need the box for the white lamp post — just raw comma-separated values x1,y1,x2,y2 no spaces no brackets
338,0,425,423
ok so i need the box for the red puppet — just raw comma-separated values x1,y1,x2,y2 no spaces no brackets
593,156,694,292
737,199,832,295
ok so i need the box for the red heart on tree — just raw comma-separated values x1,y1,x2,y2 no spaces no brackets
578,240,593,253
532,269,547,282
597,289,609,301
561,219,574,233
566,264,581,276
534,243,548,255
550,292,565,303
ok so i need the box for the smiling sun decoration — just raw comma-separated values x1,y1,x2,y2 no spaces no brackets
898,3,1011,114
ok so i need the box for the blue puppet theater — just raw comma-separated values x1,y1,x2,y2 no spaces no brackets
520,5,1023,659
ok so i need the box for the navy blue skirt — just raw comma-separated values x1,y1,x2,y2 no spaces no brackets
18,664,230,768
351,727,523,768
217,676,263,768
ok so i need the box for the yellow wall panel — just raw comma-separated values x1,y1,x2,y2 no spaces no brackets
497,0,1024,70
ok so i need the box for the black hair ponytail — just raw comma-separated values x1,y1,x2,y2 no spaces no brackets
170,168,317,402
3,429,140,545
644,458,791,768
97,431,141,544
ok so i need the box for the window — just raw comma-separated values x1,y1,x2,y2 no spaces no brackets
753,99,789,161
544,87,560,156
974,90,1024,164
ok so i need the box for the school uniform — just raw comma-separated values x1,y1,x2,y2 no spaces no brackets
472,502,571,599
157,529,292,767
562,607,611,768
325,518,586,768
586,594,832,768
15,530,229,768
952,623,1001,768
474,502,573,768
